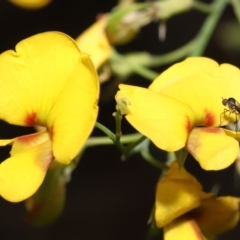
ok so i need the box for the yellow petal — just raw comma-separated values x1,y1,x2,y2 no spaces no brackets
10,131,49,156
164,218,207,240
8,0,51,9
149,57,240,127
116,84,195,151
47,53,99,164
75,15,112,69
224,128,240,141
0,140,52,202
155,162,213,227
186,127,239,170
0,139,15,146
194,196,240,235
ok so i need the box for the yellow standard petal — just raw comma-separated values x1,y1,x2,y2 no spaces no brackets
155,162,213,227
116,84,195,151
186,127,239,170
75,15,112,69
164,217,207,240
0,140,52,202
8,0,51,9
149,57,240,127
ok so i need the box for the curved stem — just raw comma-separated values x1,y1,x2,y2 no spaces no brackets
193,1,214,13
140,147,169,170
124,135,146,157
95,122,116,143
149,39,196,66
111,49,159,80
94,122,145,155
86,133,142,147
231,0,240,24
190,0,228,56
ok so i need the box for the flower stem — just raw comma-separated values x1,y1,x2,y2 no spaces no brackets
94,121,145,156
193,1,214,13
190,0,228,56
148,39,196,67
86,133,142,147
124,135,146,158
95,122,116,143
140,147,169,170
231,0,240,24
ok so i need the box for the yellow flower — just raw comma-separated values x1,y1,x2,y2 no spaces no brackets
0,32,99,202
155,162,240,239
116,57,240,170
75,15,112,70
8,0,51,9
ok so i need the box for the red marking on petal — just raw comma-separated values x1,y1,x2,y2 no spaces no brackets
185,118,192,132
36,140,54,172
200,127,224,134
189,219,204,240
25,112,37,126
16,134,37,143
49,125,54,140
40,151,53,171
204,110,215,126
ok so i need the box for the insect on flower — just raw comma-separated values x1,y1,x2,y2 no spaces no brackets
221,97,240,132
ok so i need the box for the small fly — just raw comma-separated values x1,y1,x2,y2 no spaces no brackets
221,97,240,131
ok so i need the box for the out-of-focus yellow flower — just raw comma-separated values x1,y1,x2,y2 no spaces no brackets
8,0,51,9
156,162,240,239
75,15,112,70
0,32,99,202
116,57,240,170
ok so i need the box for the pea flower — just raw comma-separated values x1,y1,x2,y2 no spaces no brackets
155,162,240,239
116,57,240,170
0,32,99,202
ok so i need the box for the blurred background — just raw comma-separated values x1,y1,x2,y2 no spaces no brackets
0,0,239,239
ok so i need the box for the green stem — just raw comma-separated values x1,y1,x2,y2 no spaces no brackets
115,110,122,138
112,50,159,80
124,135,146,157
149,39,196,66
128,64,159,80
193,0,214,13
140,148,169,170
86,133,142,147
94,121,145,154
231,0,240,24
190,0,228,56
95,122,116,143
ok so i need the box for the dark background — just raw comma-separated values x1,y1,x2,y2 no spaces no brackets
0,0,239,239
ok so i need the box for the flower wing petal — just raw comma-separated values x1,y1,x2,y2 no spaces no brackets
155,162,213,227
116,84,195,151
0,140,52,202
164,218,207,240
0,139,15,146
10,131,49,156
187,127,239,170
47,53,99,164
